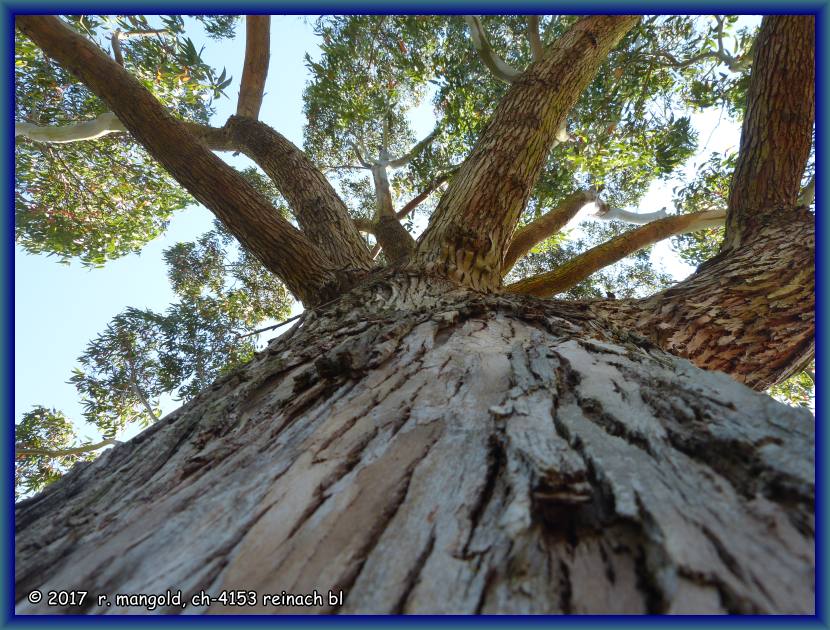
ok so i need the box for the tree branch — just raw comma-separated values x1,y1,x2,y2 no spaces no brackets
236,16,270,119
502,190,595,274
110,28,169,67
348,139,373,168
588,209,813,390
724,16,814,250
592,205,668,224
416,15,640,291
220,116,374,271
368,164,415,261
16,15,342,306
507,209,726,297
15,112,126,143
386,127,440,168
463,16,522,83
396,170,455,221
16,437,117,459
527,16,544,62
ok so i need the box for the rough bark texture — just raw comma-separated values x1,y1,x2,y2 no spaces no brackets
222,116,374,272
415,16,639,291
725,16,814,251
15,276,813,615
590,210,814,391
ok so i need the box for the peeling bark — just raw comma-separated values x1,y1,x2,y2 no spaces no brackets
15,276,813,615
590,210,814,390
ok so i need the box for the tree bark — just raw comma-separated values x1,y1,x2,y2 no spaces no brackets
15,15,344,306
502,190,595,274
415,16,639,291
589,210,814,390
507,209,726,297
221,116,374,272
15,276,813,615
236,16,270,119
725,16,814,251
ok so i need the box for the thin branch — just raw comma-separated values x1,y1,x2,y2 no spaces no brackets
236,16,270,119
527,15,544,62
110,28,169,67
646,17,751,73
591,205,669,225
503,190,595,274
463,16,522,83
348,139,373,168
506,209,726,297
386,127,440,169
16,437,117,459
15,112,126,143
110,30,124,65
396,170,455,221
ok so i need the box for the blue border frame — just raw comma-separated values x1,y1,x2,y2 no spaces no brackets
3,3,827,627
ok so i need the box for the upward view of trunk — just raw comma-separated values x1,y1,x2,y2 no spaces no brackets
14,13,815,617
15,277,813,614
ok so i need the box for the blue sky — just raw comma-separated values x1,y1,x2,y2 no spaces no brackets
14,15,752,442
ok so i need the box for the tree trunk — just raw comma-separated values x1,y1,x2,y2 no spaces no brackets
15,274,813,614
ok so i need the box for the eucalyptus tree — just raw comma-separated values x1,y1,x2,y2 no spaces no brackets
14,14,814,614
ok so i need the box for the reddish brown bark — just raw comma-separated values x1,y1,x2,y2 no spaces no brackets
502,190,595,274
236,16,270,119
590,210,813,390
415,15,639,291
724,16,814,251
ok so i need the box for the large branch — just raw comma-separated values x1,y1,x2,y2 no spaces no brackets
217,116,374,271
506,209,726,297
236,16,270,119
583,17,815,390
502,190,595,274
589,209,813,390
16,16,341,306
415,15,640,291
724,16,814,250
